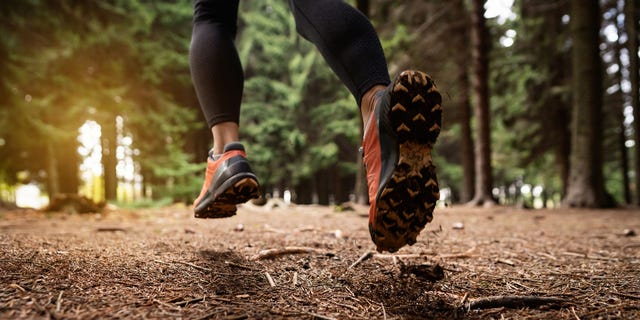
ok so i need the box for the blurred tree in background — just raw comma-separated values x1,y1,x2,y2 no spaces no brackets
236,0,360,205
0,0,639,209
0,0,201,204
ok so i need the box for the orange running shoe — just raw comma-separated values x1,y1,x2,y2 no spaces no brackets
193,142,260,218
362,70,442,253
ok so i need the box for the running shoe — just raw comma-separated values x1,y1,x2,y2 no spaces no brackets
193,142,260,218
362,70,442,253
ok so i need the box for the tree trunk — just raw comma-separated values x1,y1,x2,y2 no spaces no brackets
555,113,571,197
468,0,496,206
46,143,60,197
620,119,632,204
294,178,312,204
562,0,608,207
450,0,475,204
627,0,640,204
314,169,330,205
101,117,117,202
458,64,475,203
613,11,632,205
55,136,80,195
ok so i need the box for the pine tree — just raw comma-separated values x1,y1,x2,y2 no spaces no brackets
563,0,609,207
468,0,497,206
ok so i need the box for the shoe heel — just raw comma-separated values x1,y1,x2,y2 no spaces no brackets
372,70,442,252
389,70,442,146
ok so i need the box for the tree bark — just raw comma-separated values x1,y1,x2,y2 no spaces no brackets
451,0,475,203
612,9,632,205
102,117,117,202
53,135,80,195
458,58,476,203
562,0,608,207
627,0,640,204
46,143,59,197
468,0,496,206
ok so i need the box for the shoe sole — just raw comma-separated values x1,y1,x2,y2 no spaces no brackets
194,177,260,219
371,70,442,253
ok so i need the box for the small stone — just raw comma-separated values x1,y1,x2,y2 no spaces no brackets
452,222,464,230
623,229,636,237
234,224,244,232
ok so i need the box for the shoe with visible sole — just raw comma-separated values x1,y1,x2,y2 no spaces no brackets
362,70,442,253
193,142,261,218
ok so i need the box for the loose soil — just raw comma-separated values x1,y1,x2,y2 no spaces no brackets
1,203,639,319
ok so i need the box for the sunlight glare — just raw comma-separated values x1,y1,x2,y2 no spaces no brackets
485,0,516,24
15,184,47,208
78,120,103,176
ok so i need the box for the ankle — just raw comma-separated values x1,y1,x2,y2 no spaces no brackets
211,122,239,154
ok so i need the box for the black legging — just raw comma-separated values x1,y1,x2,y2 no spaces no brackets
189,0,390,128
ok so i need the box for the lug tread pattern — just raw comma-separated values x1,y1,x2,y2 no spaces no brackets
370,70,442,253
195,177,260,219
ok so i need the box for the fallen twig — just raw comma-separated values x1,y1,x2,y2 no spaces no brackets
465,295,568,310
251,247,320,260
175,261,212,272
263,224,286,233
536,251,558,260
571,306,580,320
265,272,276,287
96,227,127,232
154,299,181,311
348,251,374,269
174,297,206,307
332,301,359,312
153,259,212,272
611,291,640,300
55,291,63,312
9,283,26,293
459,292,469,307
293,225,316,232
496,258,516,266
561,251,619,261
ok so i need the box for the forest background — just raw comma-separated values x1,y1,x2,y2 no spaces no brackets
0,0,639,210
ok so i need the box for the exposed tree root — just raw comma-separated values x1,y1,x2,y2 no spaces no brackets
250,247,321,260
465,295,569,310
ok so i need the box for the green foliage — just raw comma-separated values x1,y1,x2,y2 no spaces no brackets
0,0,201,201
237,1,358,192
1,0,630,206
488,0,572,200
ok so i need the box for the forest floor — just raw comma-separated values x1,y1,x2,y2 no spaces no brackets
1,202,639,319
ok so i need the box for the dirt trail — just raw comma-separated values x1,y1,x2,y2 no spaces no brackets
1,204,639,319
